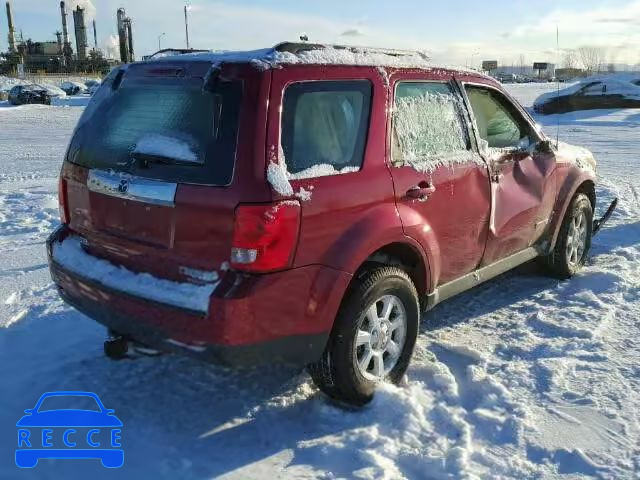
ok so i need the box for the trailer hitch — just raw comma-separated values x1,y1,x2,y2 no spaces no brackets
593,198,618,236
104,332,164,360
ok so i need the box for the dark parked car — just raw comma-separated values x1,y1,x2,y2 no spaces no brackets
60,81,88,96
47,42,615,405
534,74,640,114
8,84,52,105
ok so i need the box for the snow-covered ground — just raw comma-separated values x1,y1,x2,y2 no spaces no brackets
1,84,639,479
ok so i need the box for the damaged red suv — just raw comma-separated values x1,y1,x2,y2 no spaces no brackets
47,42,616,405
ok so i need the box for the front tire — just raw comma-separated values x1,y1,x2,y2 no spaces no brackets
308,266,419,406
543,193,593,279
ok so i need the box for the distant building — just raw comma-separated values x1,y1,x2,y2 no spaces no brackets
495,64,556,80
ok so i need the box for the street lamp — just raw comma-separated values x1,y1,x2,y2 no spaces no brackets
157,32,166,51
471,51,480,70
184,2,191,49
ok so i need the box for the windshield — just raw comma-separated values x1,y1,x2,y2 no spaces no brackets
67,72,242,186
37,395,101,412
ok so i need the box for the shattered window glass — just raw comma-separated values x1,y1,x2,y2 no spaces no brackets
393,82,469,165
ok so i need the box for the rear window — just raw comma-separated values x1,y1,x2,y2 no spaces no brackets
67,71,242,186
281,81,371,176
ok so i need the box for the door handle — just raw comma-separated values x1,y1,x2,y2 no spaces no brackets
406,182,436,200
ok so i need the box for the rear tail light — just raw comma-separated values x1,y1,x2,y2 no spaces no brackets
58,176,70,225
230,201,301,273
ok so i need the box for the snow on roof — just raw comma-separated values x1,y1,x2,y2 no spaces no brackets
60,81,87,88
534,73,640,106
151,43,480,75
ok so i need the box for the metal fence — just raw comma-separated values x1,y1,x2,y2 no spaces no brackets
23,73,103,84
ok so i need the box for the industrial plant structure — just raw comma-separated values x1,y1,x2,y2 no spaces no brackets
117,8,135,64
1,1,132,75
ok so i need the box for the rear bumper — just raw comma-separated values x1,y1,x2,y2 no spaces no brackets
47,226,351,366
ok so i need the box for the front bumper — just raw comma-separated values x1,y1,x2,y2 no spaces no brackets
47,226,351,366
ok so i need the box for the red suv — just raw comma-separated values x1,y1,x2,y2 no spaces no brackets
47,43,616,405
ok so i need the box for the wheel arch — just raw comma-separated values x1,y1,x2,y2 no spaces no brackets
350,240,431,310
549,175,596,250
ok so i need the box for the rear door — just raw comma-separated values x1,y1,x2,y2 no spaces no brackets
460,81,556,265
62,61,271,281
388,72,491,287
266,66,397,270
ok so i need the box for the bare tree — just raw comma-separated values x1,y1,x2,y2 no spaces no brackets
561,49,578,69
518,54,526,74
605,47,620,72
577,46,606,73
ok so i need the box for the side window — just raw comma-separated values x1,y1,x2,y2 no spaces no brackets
281,81,372,176
580,82,605,95
465,86,532,150
392,82,469,164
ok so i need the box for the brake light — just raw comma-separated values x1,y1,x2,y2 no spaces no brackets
230,201,301,272
58,176,70,224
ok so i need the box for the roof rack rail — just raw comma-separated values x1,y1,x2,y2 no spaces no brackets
148,48,210,59
273,42,429,60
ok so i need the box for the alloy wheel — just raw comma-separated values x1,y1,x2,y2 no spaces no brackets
353,295,407,381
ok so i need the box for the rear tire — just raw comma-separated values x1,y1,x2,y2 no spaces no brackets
308,266,419,406
542,193,593,279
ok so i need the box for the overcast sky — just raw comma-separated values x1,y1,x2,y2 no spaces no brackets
3,0,640,67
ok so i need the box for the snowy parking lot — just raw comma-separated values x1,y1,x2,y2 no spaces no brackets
1,84,639,479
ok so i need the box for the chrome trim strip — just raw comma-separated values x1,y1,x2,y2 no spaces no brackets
87,170,177,207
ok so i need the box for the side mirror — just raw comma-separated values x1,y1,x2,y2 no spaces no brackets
535,139,555,154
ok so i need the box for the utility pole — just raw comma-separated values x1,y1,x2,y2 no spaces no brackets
184,3,190,49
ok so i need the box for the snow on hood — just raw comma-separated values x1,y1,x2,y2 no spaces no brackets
534,74,640,106
133,133,201,164
52,235,219,313
556,141,597,175
38,84,66,97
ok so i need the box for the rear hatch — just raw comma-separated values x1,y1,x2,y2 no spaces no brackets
61,60,271,283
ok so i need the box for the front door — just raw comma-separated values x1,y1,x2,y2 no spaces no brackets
388,74,491,287
461,83,557,265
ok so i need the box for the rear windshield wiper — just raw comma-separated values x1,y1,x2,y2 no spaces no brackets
130,151,203,168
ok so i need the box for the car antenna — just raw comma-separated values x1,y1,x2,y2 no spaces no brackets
555,24,560,149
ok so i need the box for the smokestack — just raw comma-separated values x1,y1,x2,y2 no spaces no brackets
60,1,69,46
56,31,63,54
117,8,128,63
5,1,16,53
72,6,88,60
92,19,97,50
59,0,73,65
125,18,134,61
